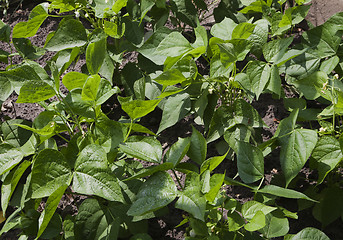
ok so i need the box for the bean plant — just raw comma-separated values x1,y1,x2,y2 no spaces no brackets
0,0,341,239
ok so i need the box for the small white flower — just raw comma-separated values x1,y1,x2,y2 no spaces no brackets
84,13,89,18
319,127,327,133
75,11,80,18
229,76,234,82
334,74,340,79
43,2,50,8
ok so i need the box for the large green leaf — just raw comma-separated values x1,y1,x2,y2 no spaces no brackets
73,144,124,202
224,124,251,152
16,80,56,103
81,75,101,102
255,185,316,202
93,0,115,18
74,199,120,240
157,93,191,134
0,144,24,176
119,136,162,163
311,135,343,184
37,184,68,239
138,27,172,64
86,29,107,75
154,69,187,87
291,228,330,240
45,19,87,51
285,52,320,80
246,61,271,99
125,162,174,181
242,201,276,220
31,149,72,198
188,126,207,165
94,119,127,157
62,72,88,91
0,75,12,101
175,172,206,221
200,151,228,174
210,17,237,41
118,96,162,120
170,0,197,27
263,37,293,63
165,137,190,167
1,160,31,214
236,141,264,184
288,71,327,100
260,211,289,238
279,129,317,187
232,22,255,39
155,32,193,58
301,25,341,58
127,172,177,216
12,4,48,38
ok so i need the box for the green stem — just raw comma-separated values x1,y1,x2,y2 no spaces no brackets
123,119,133,142
172,169,184,190
56,133,69,143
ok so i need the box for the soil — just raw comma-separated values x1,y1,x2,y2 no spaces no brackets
1,1,343,240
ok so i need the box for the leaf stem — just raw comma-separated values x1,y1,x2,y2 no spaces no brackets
172,169,184,190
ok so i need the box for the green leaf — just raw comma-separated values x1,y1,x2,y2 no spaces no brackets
0,20,11,43
301,25,341,58
62,72,88,91
118,96,162,120
192,25,208,49
218,39,251,67
166,137,190,167
128,172,177,216
31,149,72,198
81,75,101,102
0,144,24,175
12,4,48,38
16,80,55,103
0,75,12,101
36,184,68,239
311,135,343,184
260,211,289,238
288,71,327,100
233,99,265,128
312,186,343,227
74,199,120,240
188,126,207,165
291,227,330,240
13,38,45,60
73,144,124,202
206,173,225,203
255,185,317,202
120,136,162,163
236,141,264,184
263,37,293,63
157,93,191,134
1,119,32,148
274,109,299,138
210,17,237,41
279,129,317,187
246,61,271,99
242,201,277,220
45,19,87,51
125,162,174,181
200,151,228,174
207,105,234,143
94,119,127,157
244,211,266,231
170,0,197,27
1,160,31,214
232,22,255,39
175,172,206,221
285,52,320,79
227,211,245,231
224,125,251,153
154,69,187,87
266,64,281,97
93,0,115,18
155,32,193,58
86,30,106,75
113,0,128,13
63,89,95,118
138,27,172,65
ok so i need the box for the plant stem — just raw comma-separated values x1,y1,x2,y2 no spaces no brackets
172,169,184,190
